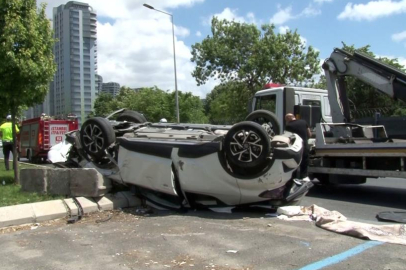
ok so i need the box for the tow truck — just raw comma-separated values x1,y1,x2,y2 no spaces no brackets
309,48,406,184
250,48,406,184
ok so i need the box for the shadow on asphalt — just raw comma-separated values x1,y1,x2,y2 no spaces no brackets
122,206,276,221
306,183,406,209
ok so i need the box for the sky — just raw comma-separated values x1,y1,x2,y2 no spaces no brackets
40,0,406,98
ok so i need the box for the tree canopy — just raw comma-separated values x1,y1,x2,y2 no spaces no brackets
0,0,56,112
205,81,251,124
191,17,320,94
93,87,208,123
0,0,56,183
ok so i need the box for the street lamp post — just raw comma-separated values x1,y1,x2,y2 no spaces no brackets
143,3,180,123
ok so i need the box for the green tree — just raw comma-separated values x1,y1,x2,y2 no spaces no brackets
93,92,117,117
91,86,208,123
205,81,251,124
174,92,208,123
191,17,320,95
0,0,56,183
127,87,173,122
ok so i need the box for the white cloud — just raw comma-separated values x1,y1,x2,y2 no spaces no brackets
175,26,190,37
301,5,322,17
392,30,406,42
39,0,217,98
42,0,205,19
206,8,246,24
269,4,321,25
246,12,257,24
205,8,259,26
337,0,406,21
196,31,202,37
314,0,333,3
270,6,294,25
279,26,290,34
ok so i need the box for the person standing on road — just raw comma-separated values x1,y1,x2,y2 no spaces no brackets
0,115,20,170
285,113,311,180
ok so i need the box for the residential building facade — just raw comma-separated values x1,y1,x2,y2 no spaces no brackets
50,1,97,123
102,82,121,97
95,74,103,95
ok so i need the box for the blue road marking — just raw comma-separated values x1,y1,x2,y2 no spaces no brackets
297,241,384,270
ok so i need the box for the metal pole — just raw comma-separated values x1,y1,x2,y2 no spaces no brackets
143,4,179,123
170,15,180,123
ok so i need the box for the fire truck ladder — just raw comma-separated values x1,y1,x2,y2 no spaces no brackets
43,121,50,150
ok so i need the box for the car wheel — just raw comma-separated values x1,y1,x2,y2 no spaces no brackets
224,121,271,169
80,117,116,160
117,110,147,123
245,110,281,136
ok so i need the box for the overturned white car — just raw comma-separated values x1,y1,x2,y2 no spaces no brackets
49,109,313,210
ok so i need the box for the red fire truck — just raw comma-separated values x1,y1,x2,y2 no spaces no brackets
18,115,78,163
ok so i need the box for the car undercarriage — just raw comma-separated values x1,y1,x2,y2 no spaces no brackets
48,109,313,210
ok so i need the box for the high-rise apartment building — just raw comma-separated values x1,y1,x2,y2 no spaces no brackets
95,74,103,95
51,1,97,123
102,82,121,97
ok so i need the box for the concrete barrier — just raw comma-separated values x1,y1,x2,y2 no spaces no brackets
70,168,111,197
20,168,111,197
103,193,129,209
47,169,71,195
20,168,48,194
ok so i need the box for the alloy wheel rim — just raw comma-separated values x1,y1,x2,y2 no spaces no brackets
229,129,263,162
82,123,105,154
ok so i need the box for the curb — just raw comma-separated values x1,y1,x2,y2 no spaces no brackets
0,191,141,228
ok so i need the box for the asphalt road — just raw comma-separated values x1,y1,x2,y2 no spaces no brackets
302,177,406,224
0,207,405,270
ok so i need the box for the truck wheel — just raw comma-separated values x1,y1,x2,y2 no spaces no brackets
224,121,271,169
245,110,281,136
117,110,147,123
27,150,33,163
80,117,116,160
312,173,331,185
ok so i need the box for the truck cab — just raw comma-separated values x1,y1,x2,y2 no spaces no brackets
251,86,332,131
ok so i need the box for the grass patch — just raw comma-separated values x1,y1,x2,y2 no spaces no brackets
0,160,63,207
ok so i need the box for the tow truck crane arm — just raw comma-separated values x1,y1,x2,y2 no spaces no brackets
322,48,406,124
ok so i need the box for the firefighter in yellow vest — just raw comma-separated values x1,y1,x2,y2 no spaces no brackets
0,115,20,170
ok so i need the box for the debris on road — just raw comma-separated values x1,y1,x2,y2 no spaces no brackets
275,204,406,245
277,206,302,216
376,211,406,223
30,223,40,230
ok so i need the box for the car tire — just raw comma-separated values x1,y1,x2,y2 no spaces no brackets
117,110,147,123
245,110,281,136
80,117,116,160
224,121,271,169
